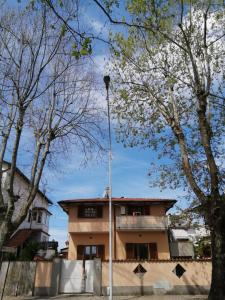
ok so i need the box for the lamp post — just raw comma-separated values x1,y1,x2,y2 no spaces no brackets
103,75,113,300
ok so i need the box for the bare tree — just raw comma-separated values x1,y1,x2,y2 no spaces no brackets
0,5,103,251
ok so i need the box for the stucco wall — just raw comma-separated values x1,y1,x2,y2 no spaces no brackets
69,206,109,233
102,260,211,295
35,261,53,288
32,259,212,296
68,233,109,260
69,231,170,260
68,204,171,260
116,231,170,260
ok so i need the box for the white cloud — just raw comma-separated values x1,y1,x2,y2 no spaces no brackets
83,13,109,38
55,184,98,198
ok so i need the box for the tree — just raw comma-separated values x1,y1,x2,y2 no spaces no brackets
0,5,103,252
94,1,225,299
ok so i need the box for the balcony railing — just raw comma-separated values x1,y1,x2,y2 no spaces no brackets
38,241,58,250
116,215,168,231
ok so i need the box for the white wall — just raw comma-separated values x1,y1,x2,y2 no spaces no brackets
2,162,51,241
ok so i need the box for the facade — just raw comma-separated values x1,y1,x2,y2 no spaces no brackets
59,197,176,260
169,228,195,258
2,161,52,252
169,226,210,259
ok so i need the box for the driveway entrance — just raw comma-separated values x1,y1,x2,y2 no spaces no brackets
59,260,94,294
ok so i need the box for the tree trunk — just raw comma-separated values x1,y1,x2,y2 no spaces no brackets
208,201,225,300
0,220,12,252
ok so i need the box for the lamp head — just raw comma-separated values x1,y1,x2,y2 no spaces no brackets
103,75,110,90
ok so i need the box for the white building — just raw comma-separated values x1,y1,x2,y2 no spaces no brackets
2,161,52,252
186,226,210,244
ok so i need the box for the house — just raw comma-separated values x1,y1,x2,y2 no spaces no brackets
168,213,210,258
58,196,176,260
169,225,210,259
169,229,195,259
2,161,53,255
186,226,210,245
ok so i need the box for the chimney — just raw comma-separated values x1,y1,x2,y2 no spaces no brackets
103,187,110,199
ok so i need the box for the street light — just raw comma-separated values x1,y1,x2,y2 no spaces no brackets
104,75,113,300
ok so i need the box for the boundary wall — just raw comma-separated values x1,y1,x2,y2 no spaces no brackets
0,259,211,296
102,260,211,295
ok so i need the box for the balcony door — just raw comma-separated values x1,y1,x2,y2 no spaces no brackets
77,244,104,260
127,206,150,216
126,243,158,260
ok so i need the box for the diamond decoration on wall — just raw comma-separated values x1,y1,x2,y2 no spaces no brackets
133,264,147,276
172,263,186,278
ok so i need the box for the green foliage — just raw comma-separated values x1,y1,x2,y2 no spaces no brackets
71,38,92,59
19,240,39,261
1,252,17,261
103,0,119,13
58,0,63,7
194,237,211,258
60,24,67,37
110,0,225,197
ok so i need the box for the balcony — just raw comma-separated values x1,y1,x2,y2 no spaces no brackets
116,215,168,231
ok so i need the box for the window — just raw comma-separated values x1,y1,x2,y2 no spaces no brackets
126,243,158,260
37,211,42,223
77,245,105,260
28,210,32,222
45,214,49,225
32,211,37,221
127,206,150,216
78,206,103,218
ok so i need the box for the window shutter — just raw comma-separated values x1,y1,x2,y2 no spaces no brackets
77,245,84,259
97,245,105,260
149,243,158,259
97,206,103,218
144,206,150,215
126,243,134,259
78,206,83,218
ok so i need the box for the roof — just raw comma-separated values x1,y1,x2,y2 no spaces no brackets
5,229,33,247
171,229,190,240
58,197,176,213
3,160,52,204
5,229,50,248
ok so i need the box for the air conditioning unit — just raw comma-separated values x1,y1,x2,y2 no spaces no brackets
121,206,126,215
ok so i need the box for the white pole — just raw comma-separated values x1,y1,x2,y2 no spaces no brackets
104,75,113,300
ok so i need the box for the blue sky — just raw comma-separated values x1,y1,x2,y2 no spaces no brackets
44,2,188,250
7,0,188,249
48,141,186,249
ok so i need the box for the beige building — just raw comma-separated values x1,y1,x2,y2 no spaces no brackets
59,197,176,260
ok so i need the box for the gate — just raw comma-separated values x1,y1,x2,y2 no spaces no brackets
59,260,94,294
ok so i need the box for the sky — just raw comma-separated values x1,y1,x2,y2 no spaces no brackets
45,0,188,250
5,0,188,250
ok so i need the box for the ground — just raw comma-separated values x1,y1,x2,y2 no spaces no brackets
4,295,208,300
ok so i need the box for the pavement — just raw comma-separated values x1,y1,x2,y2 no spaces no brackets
3,295,208,300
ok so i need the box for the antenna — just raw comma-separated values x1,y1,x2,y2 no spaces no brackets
104,75,113,300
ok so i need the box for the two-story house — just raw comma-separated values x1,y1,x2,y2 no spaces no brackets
2,161,52,254
59,197,176,260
